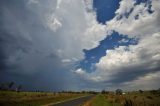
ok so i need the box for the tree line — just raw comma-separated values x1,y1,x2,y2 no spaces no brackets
0,82,22,92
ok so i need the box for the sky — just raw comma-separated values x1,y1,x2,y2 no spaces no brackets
0,0,160,91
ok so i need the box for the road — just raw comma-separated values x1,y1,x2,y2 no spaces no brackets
51,95,94,106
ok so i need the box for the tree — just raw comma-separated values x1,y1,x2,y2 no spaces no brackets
116,89,122,95
8,82,14,90
101,89,105,94
139,89,143,93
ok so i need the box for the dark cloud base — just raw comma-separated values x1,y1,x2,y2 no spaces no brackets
0,0,79,91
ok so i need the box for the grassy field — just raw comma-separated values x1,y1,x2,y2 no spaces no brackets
83,90,160,106
0,90,88,106
1,90,160,106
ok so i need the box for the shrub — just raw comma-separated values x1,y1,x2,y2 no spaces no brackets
116,89,123,95
139,90,143,93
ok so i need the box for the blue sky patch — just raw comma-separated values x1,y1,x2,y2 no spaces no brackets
77,32,138,73
93,0,119,24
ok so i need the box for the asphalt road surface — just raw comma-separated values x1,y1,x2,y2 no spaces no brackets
52,95,94,106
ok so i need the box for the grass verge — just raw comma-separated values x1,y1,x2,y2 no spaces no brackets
82,94,114,106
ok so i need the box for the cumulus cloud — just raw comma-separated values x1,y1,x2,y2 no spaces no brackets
95,34,160,81
107,0,160,38
43,0,107,60
75,0,160,90
0,0,107,73
115,0,135,15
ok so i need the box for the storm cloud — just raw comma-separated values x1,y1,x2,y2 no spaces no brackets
0,0,106,91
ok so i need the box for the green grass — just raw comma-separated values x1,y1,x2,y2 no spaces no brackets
92,94,112,106
0,90,88,106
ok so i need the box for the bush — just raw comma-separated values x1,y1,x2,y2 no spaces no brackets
139,90,143,93
116,89,122,95
101,90,109,94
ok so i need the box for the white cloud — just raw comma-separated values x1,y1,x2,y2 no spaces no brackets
75,68,104,82
56,0,62,9
62,59,71,63
29,0,107,61
106,0,160,38
75,0,160,90
118,38,129,43
47,17,62,32
83,0,93,12
115,0,135,15
75,68,86,75
44,0,107,60
95,34,160,80
27,0,39,4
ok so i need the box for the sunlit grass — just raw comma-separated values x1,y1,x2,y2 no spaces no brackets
92,94,112,106
83,90,160,106
82,94,119,106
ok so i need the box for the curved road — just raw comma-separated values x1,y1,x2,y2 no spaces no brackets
51,95,94,106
